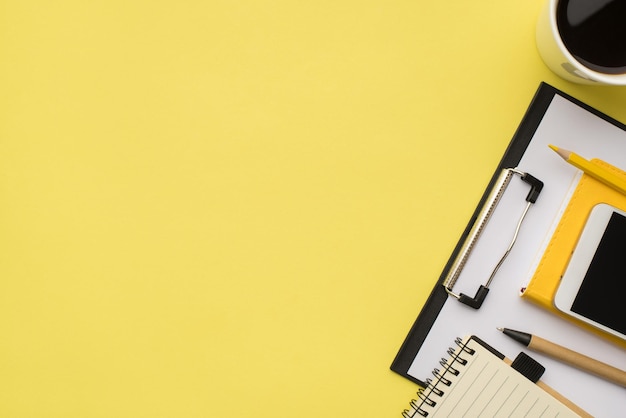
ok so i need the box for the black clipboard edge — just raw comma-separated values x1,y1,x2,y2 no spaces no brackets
390,82,626,386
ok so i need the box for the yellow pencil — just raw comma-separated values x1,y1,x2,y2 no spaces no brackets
549,145,626,196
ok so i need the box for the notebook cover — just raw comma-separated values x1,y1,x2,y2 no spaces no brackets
521,159,626,349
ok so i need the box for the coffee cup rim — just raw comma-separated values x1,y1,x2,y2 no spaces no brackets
549,0,626,84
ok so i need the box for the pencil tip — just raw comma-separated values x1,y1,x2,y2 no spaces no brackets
548,144,570,160
496,327,503,332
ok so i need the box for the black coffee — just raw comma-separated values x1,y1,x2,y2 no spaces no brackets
556,0,626,74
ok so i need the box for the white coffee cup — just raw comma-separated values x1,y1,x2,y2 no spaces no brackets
536,0,626,85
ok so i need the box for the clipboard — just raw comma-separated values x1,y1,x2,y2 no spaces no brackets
391,83,626,418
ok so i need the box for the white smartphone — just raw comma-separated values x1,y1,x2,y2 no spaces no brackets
554,203,626,341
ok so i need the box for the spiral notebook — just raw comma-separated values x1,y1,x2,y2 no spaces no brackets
401,336,586,418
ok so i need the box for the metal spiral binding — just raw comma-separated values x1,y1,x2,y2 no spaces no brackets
454,336,476,355
424,378,443,397
439,358,459,376
401,338,476,417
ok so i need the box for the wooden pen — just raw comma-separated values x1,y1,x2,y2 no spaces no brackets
498,327,626,388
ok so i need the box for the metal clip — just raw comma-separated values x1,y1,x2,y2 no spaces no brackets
442,168,543,309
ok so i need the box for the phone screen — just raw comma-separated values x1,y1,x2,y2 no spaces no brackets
570,211,626,335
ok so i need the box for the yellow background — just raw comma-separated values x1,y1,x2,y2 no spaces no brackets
1,1,626,417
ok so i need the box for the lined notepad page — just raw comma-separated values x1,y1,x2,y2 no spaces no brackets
405,337,578,418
